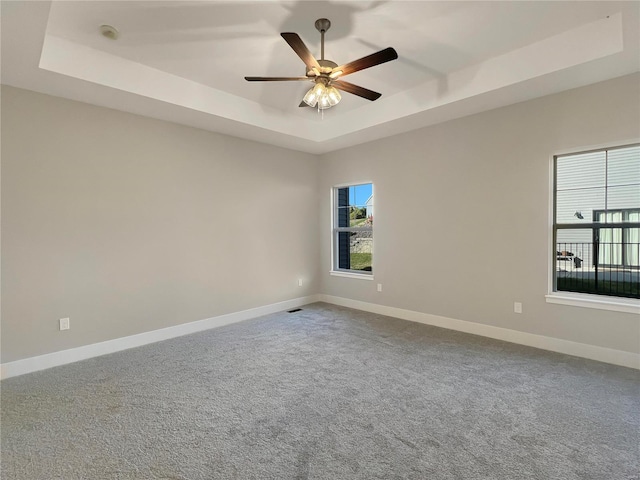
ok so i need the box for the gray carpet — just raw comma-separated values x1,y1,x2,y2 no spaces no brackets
1,302,639,479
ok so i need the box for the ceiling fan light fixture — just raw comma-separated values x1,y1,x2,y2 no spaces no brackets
303,82,326,107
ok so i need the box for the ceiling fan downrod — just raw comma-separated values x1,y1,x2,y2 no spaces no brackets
315,18,331,61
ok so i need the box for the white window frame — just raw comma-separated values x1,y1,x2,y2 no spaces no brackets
546,141,640,314
330,182,374,280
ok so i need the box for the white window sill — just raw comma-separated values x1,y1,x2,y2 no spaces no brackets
330,271,374,281
545,293,640,314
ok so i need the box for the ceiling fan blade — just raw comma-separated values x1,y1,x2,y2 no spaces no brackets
245,76,310,82
332,81,382,101
281,33,321,70
333,47,398,77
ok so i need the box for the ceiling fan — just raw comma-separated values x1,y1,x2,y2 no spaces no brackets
245,18,398,110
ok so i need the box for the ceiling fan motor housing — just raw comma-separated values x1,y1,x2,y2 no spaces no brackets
318,60,337,69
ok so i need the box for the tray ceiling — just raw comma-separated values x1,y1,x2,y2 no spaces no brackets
2,1,639,153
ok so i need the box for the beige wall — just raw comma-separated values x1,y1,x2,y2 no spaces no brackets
320,73,640,354
2,75,639,365
1,86,319,363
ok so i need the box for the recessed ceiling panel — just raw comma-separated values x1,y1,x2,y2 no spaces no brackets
1,0,637,153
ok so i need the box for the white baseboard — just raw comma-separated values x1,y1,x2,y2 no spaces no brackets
3,293,637,379
1,295,321,380
318,294,640,370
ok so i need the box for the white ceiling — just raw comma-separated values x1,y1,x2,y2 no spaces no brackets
2,1,639,154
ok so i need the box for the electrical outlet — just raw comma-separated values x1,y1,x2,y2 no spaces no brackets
377,283,382,292
59,317,70,330
298,279,303,287
514,302,522,314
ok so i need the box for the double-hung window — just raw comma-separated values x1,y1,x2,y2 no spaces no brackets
552,144,639,300
332,183,373,276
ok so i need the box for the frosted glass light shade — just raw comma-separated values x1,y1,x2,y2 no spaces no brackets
303,83,326,107
317,93,332,110
326,86,341,106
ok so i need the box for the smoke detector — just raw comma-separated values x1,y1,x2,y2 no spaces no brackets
99,25,119,40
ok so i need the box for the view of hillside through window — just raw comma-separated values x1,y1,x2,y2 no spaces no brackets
334,183,373,274
554,145,640,299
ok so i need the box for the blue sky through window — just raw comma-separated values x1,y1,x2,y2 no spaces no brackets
349,183,372,207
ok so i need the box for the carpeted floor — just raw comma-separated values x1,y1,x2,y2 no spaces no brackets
1,302,639,479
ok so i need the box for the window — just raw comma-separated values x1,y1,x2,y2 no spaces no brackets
332,183,373,276
553,144,640,299
593,209,639,269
